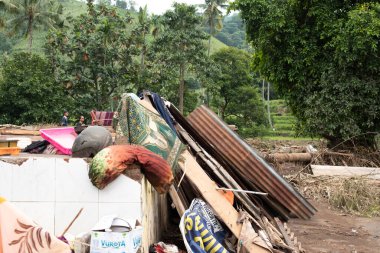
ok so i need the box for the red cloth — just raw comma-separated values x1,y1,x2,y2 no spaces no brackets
90,111,114,126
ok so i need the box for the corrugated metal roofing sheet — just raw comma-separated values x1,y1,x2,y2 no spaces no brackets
187,105,317,219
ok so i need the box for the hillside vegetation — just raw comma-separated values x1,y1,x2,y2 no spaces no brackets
5,0,228,55
259,100,314,140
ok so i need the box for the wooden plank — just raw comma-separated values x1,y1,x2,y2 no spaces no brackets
0,129,40,136
169,185,186,216
141,177,168,253
311,165,380,180
179,151,271,253
178,129,265,224
274,217,295,251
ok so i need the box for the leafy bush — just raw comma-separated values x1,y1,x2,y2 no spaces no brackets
0,52,70,124
232,1,380,146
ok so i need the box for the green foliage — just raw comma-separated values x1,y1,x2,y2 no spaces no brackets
201,0,227,56
0,32,12,54
147,3,211,113
45,1,139,110
132,5,164,91
232,0,380,145
210,47,266,136
214,14,247,49
2,0,63,50
0,52,69,124
116,0,127,10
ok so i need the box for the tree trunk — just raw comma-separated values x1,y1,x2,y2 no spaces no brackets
179,63,185,113
208,36,211,57
208,18,213,57
267,81,273,129
266,153,312,163
139,32,146,91
220,98,228,120
28,24,33,52
95,74,101,110
141,32,146,70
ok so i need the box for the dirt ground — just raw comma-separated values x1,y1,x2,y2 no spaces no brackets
251,138,380,253
289,200,380,253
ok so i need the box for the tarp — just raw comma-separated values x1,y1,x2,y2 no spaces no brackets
91,111,114,126
0,197,70,253
148,92,177,134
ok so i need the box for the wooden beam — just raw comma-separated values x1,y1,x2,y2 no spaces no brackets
179,151,271,253
179,129,264,220
311,165,380,180
168,185,186,217
274,217,295,252
0,129,40,136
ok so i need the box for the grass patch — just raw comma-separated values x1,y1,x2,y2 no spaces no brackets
260,129,296,136
259,136,315,141
272,115,296,121
273,123,294,131
294,174,380,217
207,36,229,54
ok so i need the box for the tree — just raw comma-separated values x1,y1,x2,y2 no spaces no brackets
2,0,63,50
149,3,210,113
201,0,227,56
0,32,12,55
210,47,266,135
0,0,16,28
231,0,380,146
116,0,127,9
128,0,136,12
0,52,69,124
45,0,139,110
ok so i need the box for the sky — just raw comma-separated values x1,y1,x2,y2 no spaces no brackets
134,0,205,14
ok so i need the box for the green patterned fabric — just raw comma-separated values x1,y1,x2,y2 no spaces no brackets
113,93,183,168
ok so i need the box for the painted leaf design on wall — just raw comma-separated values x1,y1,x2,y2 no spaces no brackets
8,219,52,253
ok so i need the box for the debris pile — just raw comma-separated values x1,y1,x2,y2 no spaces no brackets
0,92,319,253
89,92,315,253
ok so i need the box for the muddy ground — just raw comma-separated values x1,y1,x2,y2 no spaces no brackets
289,200,380,253
253,139,380,253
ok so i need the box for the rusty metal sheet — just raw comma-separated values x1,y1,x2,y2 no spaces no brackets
187,105,316,219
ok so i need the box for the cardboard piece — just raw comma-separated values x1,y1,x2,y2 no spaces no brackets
90,228,142,253
90,215,142,253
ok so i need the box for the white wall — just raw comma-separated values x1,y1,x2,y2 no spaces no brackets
0,157,142,235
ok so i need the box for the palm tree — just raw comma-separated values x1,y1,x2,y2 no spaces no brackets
202,0,227,56
3,0,63,51
0,0,17,28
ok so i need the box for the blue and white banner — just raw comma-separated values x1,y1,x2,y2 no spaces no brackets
179,199,228,253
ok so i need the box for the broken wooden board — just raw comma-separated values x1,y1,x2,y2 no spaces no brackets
168,185,186,217
0,129,40,136
311,165,380,180
179,151,271,253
